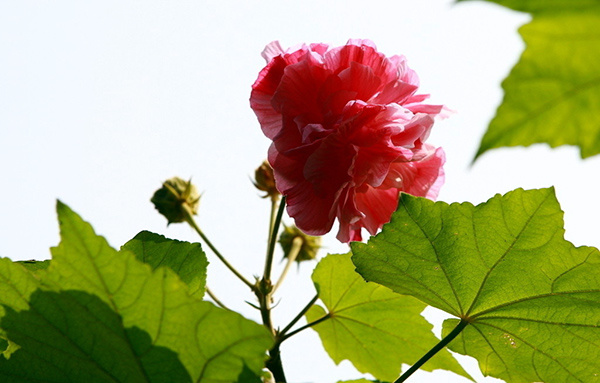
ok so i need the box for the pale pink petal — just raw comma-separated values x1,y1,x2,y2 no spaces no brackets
261,41,285,62
346,38,377,49
388,147,445,199
389,55,420,86
324,44,395,85
309,43,329,56
371,79,418,105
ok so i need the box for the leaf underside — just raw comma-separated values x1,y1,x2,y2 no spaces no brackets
352,188,600,382
470,1,600,159
122,230,208,299
307,253,471,381
0,202,272,383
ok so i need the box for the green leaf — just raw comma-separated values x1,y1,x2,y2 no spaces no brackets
352,188,600,382
0,289,193,382
0,201,272,382
471,2,600,159
458,0,600,13
307,253,471,381
121,230,208,299
16,260,50,274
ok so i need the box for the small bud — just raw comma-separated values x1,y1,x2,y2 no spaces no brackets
279,225,321,263
151,177,200,224
253,161,279,200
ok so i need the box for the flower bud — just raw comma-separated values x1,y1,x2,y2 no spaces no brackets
278,225,321,263
253,160,279,200
151,177,200,224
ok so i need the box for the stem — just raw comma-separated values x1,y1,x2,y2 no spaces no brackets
272,236,302,294
267,196,280,244
280,313,331,341
205,286,229,310
258,196,287,382
263,196,286,283
394,319,469,383
279,294,319,337
265,343,286,383
184,209,255,291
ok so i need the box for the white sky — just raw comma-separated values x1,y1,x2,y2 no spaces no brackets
2,1,599,382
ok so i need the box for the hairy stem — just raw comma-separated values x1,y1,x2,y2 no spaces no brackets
394,319,469,383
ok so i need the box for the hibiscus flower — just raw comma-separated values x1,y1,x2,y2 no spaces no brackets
251,39,447,242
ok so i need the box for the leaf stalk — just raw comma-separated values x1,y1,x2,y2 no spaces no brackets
184,207,256,291
394,319,469,383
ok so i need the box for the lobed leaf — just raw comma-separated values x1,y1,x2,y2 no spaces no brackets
16,259,50,274
121,230,208,298
458,0,600,13
0,201,272,382
469,1,600,159
352,188,600,382
307,253,470,381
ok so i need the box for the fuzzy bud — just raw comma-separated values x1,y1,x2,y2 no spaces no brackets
279,225,321,263
151,177,200,224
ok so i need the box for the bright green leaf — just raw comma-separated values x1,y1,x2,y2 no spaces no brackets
16,259,50,274
307,253,471,382
471,2,600,159
0,201,272,382
458,0,600,13
352,188,600,382
121,230,208,298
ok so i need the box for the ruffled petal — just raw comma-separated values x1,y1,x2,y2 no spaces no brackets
303,133,355,198
250,40,449,243
354,186,400,235
261,41,285,62
385,146,445,199
285,178,338,236
271,58,330,121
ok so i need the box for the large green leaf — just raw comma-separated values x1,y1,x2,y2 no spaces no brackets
469,1,600,159
16,259,50,274
352,188,600,382
306,253,471,381
0,202,272,382
121,230,208,299
458,0,600,13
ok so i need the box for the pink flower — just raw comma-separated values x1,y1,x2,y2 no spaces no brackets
251,39,446,242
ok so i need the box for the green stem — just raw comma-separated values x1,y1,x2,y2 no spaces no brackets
184,209,255,291
267,196,280,245
280,312,331,341
205,286,230,311
279,294,319,338
258,196,287,382
263,196,286,283
394,319,469,383
272,236,302,294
